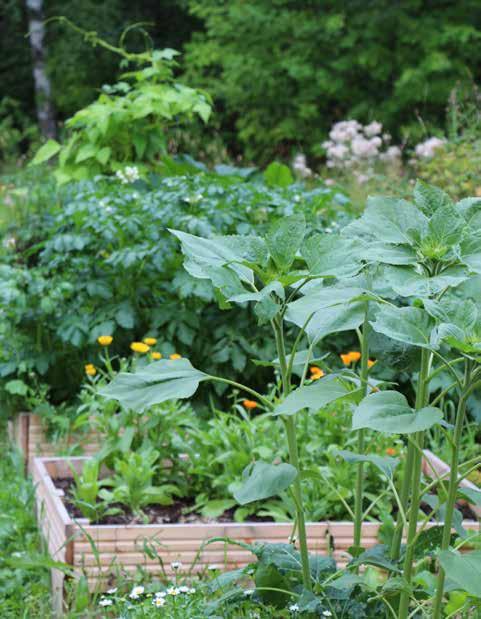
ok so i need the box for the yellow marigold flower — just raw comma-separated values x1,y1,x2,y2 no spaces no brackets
144,337,157,346
367,359,376,368
340,353,352,366
97,335,113,346
385,447,397,456
169,353,182,360
85,363,96,376
348,351,361,362
243,399,258,410
151,352,162,360
131,342,150,354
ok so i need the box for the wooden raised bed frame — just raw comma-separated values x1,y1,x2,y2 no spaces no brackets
8,412,100,473
34,456,481,615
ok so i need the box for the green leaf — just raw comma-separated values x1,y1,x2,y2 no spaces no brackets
460,232,481,274
382,265,469,297
301,233,362,278
438,550,481,597
413,180,453,214
201,499,237,518
96,146,111,165
31,139,61,165
100,359,209,410
266,214,306,272
75,143,97,163
5,379,28,396
335,449,399,478
170,229,254,284
344,196,428,245
272,376,355,417
426,203,465,248
264,161,294,188
349,544,400,573
352,391,443,434
361,242,418,266
370,305,435,348
233,461,297,505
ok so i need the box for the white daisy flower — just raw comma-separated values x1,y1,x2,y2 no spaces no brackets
99,598,113,606
179,586,190,593
155,591,167,598
289,603,300,612
167,586,180,596
188,587,196,594
207,564,220,571
129,585,144,599
322,611,333,617
243,589,254,596
152,597,166,607
107,587,118,594
171,561,183,570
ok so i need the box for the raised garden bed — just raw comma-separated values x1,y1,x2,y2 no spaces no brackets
34,456,382,612
8,413,101,473
34,456,481,614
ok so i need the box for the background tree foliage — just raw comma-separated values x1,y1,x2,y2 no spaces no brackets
2,0,481,161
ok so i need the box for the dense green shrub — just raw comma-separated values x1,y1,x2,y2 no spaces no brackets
184,0,481,162
0,169,349,408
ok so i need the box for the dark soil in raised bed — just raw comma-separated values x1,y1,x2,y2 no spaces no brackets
54,477,273,525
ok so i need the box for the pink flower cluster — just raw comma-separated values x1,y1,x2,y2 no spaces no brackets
414,137,445,159
322,120,401,183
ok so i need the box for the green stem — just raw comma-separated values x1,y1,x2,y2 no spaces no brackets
353,304,370,552
390,348,430,561
272,316,311,591
398,348,432,618
284,415,312,591
432,360,471,619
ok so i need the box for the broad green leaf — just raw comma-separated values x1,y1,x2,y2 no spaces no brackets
201,499,237,518
264,161,294,188
75,143,97,163
170,229,254,284
361,242,417,266
460,232,481,274
344,196,428,245
266,214,306,272
233,461,297,504
438,550,481,597
383,265,469,297
216,235,269,267
413,180,453,214
31,139,61,165
100,359,208,410
230,281,284,323
370,305,435,349
353,391,443,434
5,379,28,396
301,233,362,278
335,449,399,478
349,544,400,572
96,146,111,165
424,297,477,330
273,376,355,417
426,203,465,249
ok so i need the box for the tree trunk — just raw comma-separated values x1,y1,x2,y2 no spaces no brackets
26,0,56,138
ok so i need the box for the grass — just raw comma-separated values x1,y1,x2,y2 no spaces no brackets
0,427,52,618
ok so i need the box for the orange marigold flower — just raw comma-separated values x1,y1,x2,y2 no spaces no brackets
340,353,352,366
151,352,162,360
144,337,157,346
85,363,96,376
386,447,397,456
97,335,113,346
367,359,376,368
348,351,361,362
243,399,258,410
169,353,182,360
309,366,324,380
131,342,150,354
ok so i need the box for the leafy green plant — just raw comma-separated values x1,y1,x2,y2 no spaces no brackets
69,459,118,522
32,23,211,184
100,448,181,519
101,180,481,616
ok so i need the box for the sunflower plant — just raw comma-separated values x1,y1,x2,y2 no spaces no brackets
101,181,481,617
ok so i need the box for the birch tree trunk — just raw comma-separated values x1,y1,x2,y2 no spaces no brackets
26,0,56,138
